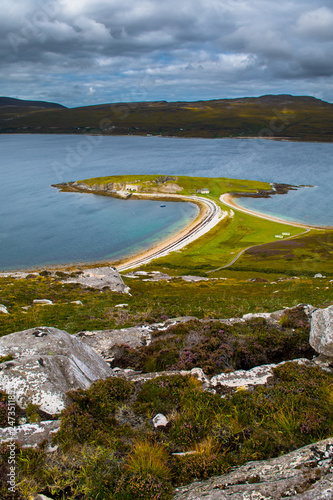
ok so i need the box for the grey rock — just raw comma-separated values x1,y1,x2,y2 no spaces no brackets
173,438,333,500
32,495,54,500
0,327,114,414
76,325,153,362
153,413,168,428
0,304,9,314
33,299,53,305
77,317,197,363
117,367,211,386
181,275,209,282
210,359,311,391
0,420,60,449
63,266,130,293
310,305,333,357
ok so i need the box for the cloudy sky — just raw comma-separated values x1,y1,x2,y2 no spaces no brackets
1,0,333,107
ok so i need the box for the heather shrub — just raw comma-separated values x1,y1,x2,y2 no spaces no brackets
172,439,228,485
0,394,8,428
56,377,134,446
135,375,201,416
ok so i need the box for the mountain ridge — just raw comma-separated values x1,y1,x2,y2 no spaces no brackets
1,94,332,141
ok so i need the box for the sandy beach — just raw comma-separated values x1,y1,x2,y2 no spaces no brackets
116,190,325,272
116,194,227,271
219,193,322,229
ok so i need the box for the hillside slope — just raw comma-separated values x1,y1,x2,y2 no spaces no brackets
0,94,332,141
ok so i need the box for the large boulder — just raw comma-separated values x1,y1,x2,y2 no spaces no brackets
0,327,114,414
63,266,130,293
173,438,333,499
310,305,333,357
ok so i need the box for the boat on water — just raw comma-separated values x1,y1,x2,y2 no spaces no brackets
160,204,166,207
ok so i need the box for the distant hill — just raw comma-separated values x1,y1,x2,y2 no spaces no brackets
0,94,332,141
0,97,66,109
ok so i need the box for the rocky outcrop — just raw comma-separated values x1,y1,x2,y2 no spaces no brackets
310,305,333,358
173,438,333,500
0,304,9,314
210,359,310,391
0,327,114,414
0,420,60,449
77,317,197,362
63,266,130,293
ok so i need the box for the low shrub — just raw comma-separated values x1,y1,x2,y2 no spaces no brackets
134,375,201,416
56,377,134,446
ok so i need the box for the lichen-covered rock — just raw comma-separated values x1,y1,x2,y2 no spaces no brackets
310,305,333,357
0,327,114,414
77,317,197,363
0,420,60,449
153,413,168,428
63,266,130,293
210,359,311,391
173,438,333,499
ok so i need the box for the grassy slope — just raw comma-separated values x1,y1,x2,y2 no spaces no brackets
1,95,333,141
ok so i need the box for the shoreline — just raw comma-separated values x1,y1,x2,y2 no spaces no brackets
115,194,226,271
1,132,333,143
220,194,332,230
0,194,226,275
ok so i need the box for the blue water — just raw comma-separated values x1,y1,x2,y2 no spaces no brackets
0,135,332,270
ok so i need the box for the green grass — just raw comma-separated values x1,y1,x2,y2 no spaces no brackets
137,208,309,275
0,274,332,337
3,362,332,499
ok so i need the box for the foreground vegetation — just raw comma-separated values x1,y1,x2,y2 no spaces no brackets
1,95,333,141
1,360,333,499
0,272,332,337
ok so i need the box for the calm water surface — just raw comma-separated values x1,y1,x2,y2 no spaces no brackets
0,135,332,270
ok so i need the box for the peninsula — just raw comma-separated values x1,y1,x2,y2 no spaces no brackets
54,174,321,273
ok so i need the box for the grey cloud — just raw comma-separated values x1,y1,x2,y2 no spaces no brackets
296,7,333,40
0,0,332,106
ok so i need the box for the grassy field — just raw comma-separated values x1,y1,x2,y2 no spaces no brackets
0,272,332,338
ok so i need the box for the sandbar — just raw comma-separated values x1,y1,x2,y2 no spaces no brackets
219,193,328,230
116,194,227,271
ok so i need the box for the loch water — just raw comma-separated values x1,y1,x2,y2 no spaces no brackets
0,134,332,271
